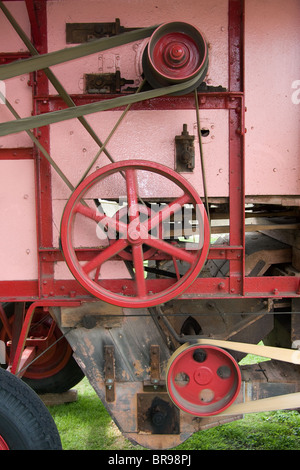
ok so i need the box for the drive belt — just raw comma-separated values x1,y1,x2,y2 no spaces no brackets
194,339,300,416
0,78,200,137
0,25,158,80
0,18,199,137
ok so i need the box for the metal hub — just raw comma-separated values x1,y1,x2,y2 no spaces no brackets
153,32,199,79
164,42,189,66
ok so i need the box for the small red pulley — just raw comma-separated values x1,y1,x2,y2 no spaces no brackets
142,22,208,94
166,343,241,416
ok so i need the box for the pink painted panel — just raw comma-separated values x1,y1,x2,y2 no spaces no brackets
0,2,33,147
0,160,38,280
0,75,33,148
244,0,300,196
49,109,228,198
0,1,31,52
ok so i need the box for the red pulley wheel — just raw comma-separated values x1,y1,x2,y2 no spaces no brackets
142,22,208,94
166,343,241,416
60,160,210,308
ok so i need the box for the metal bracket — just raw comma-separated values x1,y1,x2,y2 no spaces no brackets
66,18,138,43
104,345,115,402
143,345,166,391
85,71,135,94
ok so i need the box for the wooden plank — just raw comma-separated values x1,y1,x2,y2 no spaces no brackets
39,389,78,406
61,301,123,328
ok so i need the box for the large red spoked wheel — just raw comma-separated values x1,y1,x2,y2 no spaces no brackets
60,160,210,308
166,343,241,416
142,22,208,94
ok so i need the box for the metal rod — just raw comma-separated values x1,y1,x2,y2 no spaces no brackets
194,90,210,224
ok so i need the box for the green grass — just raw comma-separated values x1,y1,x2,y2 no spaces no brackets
48,376,300,451
47,378,140,451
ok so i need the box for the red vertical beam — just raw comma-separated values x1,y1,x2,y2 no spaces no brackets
31,1,55,298
228,0,245,295
25,0,41,47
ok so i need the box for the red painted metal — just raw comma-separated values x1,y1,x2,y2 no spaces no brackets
228,0,245,297
0,148,33,160
150,29,205,81
0,435,9,450
24,0,42,46
45,92,240,112
10,301,80,376
1,308,73,379
167,344,241,416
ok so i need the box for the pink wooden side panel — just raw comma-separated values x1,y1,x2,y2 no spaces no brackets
244,0,300,196
0,2,33,148
1,1,31,52
0,160,38,280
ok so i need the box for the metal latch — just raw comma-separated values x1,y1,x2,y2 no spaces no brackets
85,71,135,94
66,18,138,43
175,124,195,172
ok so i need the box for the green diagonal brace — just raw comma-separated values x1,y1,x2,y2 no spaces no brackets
0,76,199,136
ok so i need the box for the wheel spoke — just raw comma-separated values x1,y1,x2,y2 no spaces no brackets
143,193,192,233
125,169,139,221
146,236,197,264
132,244,147,297
82,238,129,275
75,202,128,236
172,256,181,280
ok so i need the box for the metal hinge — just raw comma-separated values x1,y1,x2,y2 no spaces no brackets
66,18,138,43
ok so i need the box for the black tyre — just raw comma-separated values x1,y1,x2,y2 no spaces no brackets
0,368,62,450
23,354,84,394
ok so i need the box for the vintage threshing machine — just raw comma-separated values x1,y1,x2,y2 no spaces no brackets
0,0,300,450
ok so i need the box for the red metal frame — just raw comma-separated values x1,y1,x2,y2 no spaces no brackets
0,0,299,306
